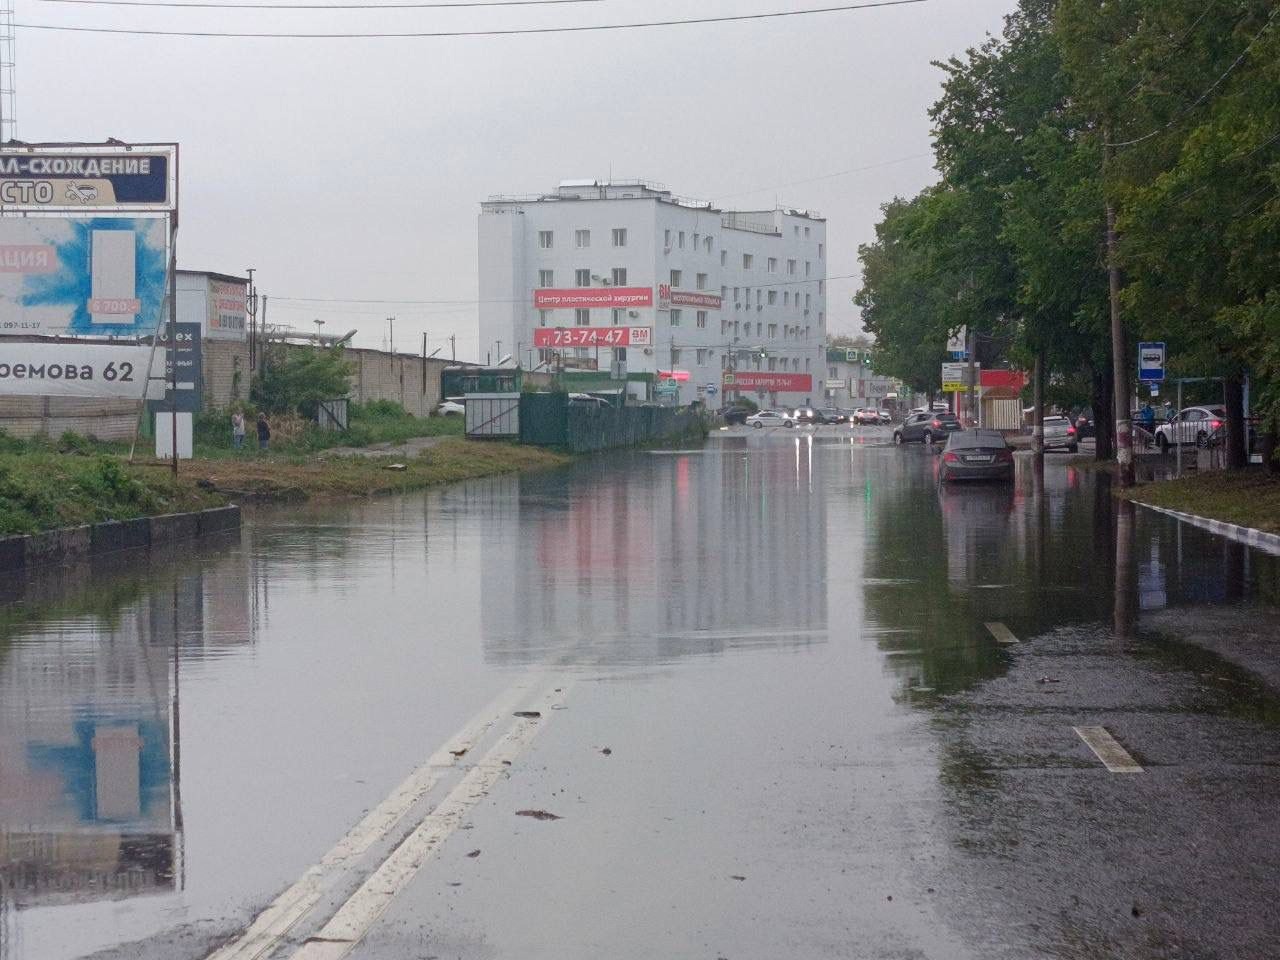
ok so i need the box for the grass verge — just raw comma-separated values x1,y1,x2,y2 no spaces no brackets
0,453,224,536
132,438,568,502
1125,469,1280,534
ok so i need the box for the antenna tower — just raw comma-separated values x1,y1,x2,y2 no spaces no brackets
0,0,14,142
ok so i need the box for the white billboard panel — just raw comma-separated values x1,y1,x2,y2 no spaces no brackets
0,342,160,399
0,217,168,337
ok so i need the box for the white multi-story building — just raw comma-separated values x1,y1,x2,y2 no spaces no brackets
479,180,828,406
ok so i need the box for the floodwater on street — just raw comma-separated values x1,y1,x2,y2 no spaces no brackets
2,426,1278,959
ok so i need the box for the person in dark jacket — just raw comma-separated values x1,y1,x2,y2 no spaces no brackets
256,413,271,451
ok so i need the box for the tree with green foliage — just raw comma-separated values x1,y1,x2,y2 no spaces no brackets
252,346,353,419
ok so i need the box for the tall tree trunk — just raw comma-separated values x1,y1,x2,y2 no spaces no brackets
1223,375,1247,470
1092,367,1114,462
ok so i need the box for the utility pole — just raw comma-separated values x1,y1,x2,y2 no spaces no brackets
259,296,268,377
966,328,977,426
1032,353,1045,470
387,317,395,355
245,267,256,376
1104,135,1134,488
450,334,456,361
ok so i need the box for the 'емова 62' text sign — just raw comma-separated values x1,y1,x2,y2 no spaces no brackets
533,326,651,348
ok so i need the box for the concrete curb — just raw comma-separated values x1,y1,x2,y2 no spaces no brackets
0,504,241,573
1133,500,1280,557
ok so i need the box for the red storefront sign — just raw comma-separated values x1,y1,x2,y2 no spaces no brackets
723,372,813,393
670,291,722,309
533,326,652,348
533,287,653,309
658,369,691,381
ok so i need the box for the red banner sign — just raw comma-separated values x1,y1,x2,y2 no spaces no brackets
533,326,652,348
670,291,722,309
533,287,653,309
723,372,813,393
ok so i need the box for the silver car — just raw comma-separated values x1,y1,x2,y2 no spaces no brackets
1041,415,1079,452
745,410,795,429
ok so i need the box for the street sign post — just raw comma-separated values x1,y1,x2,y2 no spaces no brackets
1137,342,1165,382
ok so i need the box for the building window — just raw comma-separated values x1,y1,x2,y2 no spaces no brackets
538,269,554,287
696,348,707,366
576,268,591,287
670,348,682,365
696,310,707,329
612,228,628,247
804,325,810,339
670,308,682,327
783,291,790,306
767,257,777,273
664,229,671,247
819,280,825,293
805,261,812,277
756,321,763,336
614,347,627,362
612,308,624,325
692,232,700,249
733,287,740,302
793,357,799,371
804,226,810,238
538,348,554,363
768,357,777,371
752,354,761,370
575,308,589,326
612,267,627,286
575,229,590,248
539,310,551,327
678,231,685,248
670,269,682,287
694,272,706,290
818,242,824,259
794,225,800,237
830,366,838,379
744,253,755,269
787,259,796,275
720,285,727,300
705,236,714,253
818,311,825,327
574,347,589,359
538,230,554,249
756,290,762,306
768,323,778,338
805,358,811,371
720,250,727,265
720,318,728,335
767,290,777,305
805,293,811,309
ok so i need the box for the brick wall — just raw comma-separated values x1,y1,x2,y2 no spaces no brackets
202,339,251,408
0,396,139,441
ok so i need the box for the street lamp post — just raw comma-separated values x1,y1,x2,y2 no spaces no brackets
314,318,325,346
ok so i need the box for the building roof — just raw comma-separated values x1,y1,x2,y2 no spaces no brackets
482,179,823,221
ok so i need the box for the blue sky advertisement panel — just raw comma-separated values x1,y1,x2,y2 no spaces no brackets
0,217,168,336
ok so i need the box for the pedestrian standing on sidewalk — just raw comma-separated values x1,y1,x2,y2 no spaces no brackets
231,410,246,450
256,412,271,452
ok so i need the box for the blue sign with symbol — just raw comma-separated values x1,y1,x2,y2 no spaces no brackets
1137,342,1165,382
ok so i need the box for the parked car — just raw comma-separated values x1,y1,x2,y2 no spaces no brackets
877,409,892,424
1041,414,1079,453
437,398,465,416
793,406,826,424
852,408,880,425
1073,412,1095,439
1154,405,1226,452
568,392,611,409
820,408,848,424
722,403,755,425
894,411,962,445
746,410,795,429
938,430,1015,483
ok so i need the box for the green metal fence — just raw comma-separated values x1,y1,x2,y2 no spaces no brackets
519,393,704,452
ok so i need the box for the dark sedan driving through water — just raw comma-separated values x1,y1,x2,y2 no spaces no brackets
938,429,1015,483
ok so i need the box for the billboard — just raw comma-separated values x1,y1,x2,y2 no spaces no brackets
0,217,168,337
0,341,161,399
533,326,651,348
942,362,980,392
0,146,175,209
209,277,247,340
534,287,652,309
670,291,722,309
723,371,813,393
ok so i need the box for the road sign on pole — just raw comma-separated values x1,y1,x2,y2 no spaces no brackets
1137,342,1165,382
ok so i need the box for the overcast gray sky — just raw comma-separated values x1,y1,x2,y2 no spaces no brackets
19,0,1013,357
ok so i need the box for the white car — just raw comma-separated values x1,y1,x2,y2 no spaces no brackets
877,409,892,424
1154,406,1225,452
745,410,795,429
437,399,465,416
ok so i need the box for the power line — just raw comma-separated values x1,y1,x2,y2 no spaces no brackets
36,0,604,8
1106,6,1278,148
14,0,930,39
711,152,934,203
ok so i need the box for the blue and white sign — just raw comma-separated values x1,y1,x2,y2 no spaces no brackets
0,217,168,337
1137,341,1165,383
705,383,717,395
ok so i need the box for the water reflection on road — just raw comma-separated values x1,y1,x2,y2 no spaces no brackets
0,430,1277,959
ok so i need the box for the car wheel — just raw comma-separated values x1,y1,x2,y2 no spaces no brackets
1196,431,1209,449
1156,434,1169,455
753,421,762,429
784,420,795,429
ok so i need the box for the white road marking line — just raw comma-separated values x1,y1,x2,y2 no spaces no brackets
984,622,1019,645
289,682,572,960
1073,726,1144,773
206,676,548,960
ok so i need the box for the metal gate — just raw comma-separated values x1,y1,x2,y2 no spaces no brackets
465,392,520,438
317,397,349,431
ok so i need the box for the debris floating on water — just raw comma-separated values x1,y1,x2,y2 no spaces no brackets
515,809,562,821
513,711,542,719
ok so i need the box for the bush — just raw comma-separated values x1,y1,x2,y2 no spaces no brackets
252,346,353,419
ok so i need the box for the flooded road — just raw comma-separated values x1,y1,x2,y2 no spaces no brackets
2,427,1278,959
